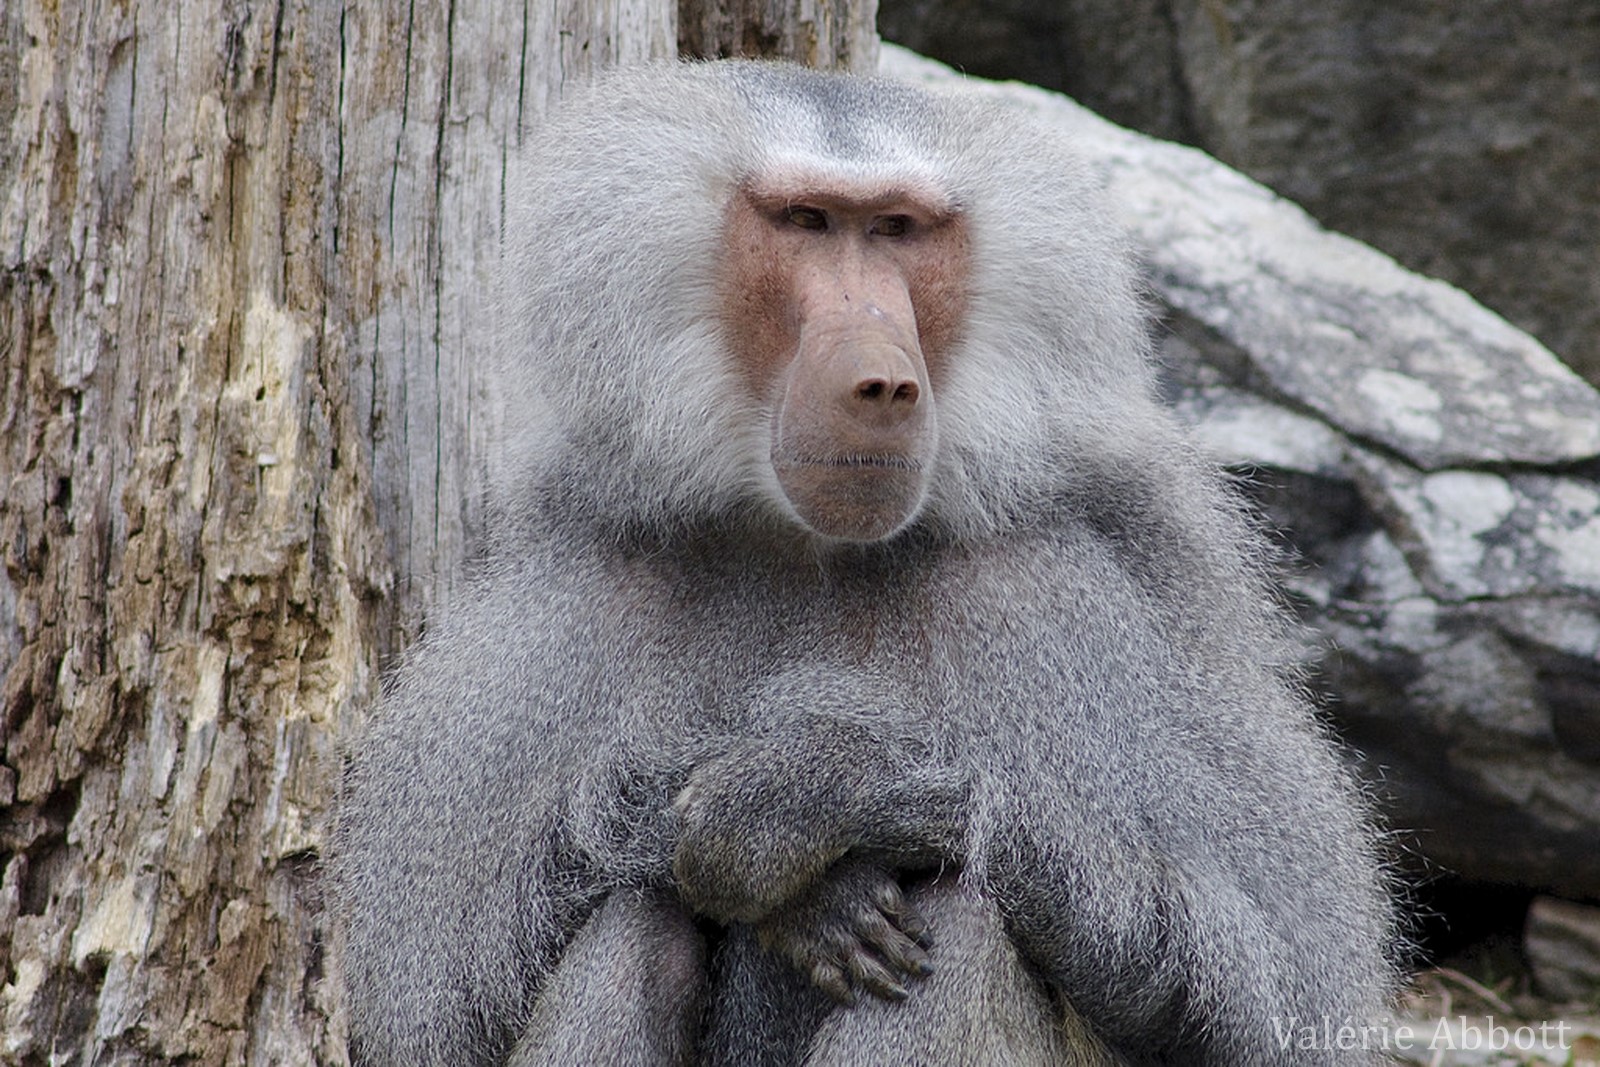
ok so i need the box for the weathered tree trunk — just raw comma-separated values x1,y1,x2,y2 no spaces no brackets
681,0,880,69
0,1,671,1063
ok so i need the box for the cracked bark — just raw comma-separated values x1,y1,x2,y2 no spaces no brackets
680,0,880,69
0,1,671,1063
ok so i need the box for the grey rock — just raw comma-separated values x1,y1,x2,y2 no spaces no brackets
1346,454,1600,602
930,66,1600,469
884,46,1600,897
879,0,1600,385
1526,897,1600,1005
877,0,1190,140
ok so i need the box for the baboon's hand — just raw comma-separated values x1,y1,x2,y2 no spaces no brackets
756,856,934,1004
673,740,967,926
672,745,846,922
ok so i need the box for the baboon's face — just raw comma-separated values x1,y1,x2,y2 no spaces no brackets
720,174,970,541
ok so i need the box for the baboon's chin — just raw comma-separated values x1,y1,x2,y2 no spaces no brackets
775,462,929,542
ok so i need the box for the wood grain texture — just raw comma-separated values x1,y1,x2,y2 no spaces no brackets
681,0,880,69
0,1,672,1062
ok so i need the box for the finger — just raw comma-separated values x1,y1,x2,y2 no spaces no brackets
846,947,911,1002
901,910,933,949
857,908,934,978
810,959,856,1005
866,876,934,951
880,928,934,978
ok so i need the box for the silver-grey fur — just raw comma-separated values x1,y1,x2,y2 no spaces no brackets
332,60,1396,1065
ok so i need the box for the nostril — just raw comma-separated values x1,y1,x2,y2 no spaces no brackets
856,377,918,404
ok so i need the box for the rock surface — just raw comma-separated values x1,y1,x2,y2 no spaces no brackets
878,0,1600,384
884,47,1600,898
1527,897,1600,1004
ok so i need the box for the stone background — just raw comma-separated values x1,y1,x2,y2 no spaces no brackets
879,0,1600,386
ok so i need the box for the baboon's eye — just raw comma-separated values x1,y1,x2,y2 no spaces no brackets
786,206,828,231
871,215,912,238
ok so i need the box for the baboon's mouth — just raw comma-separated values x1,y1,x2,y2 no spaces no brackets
777,453,923,472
